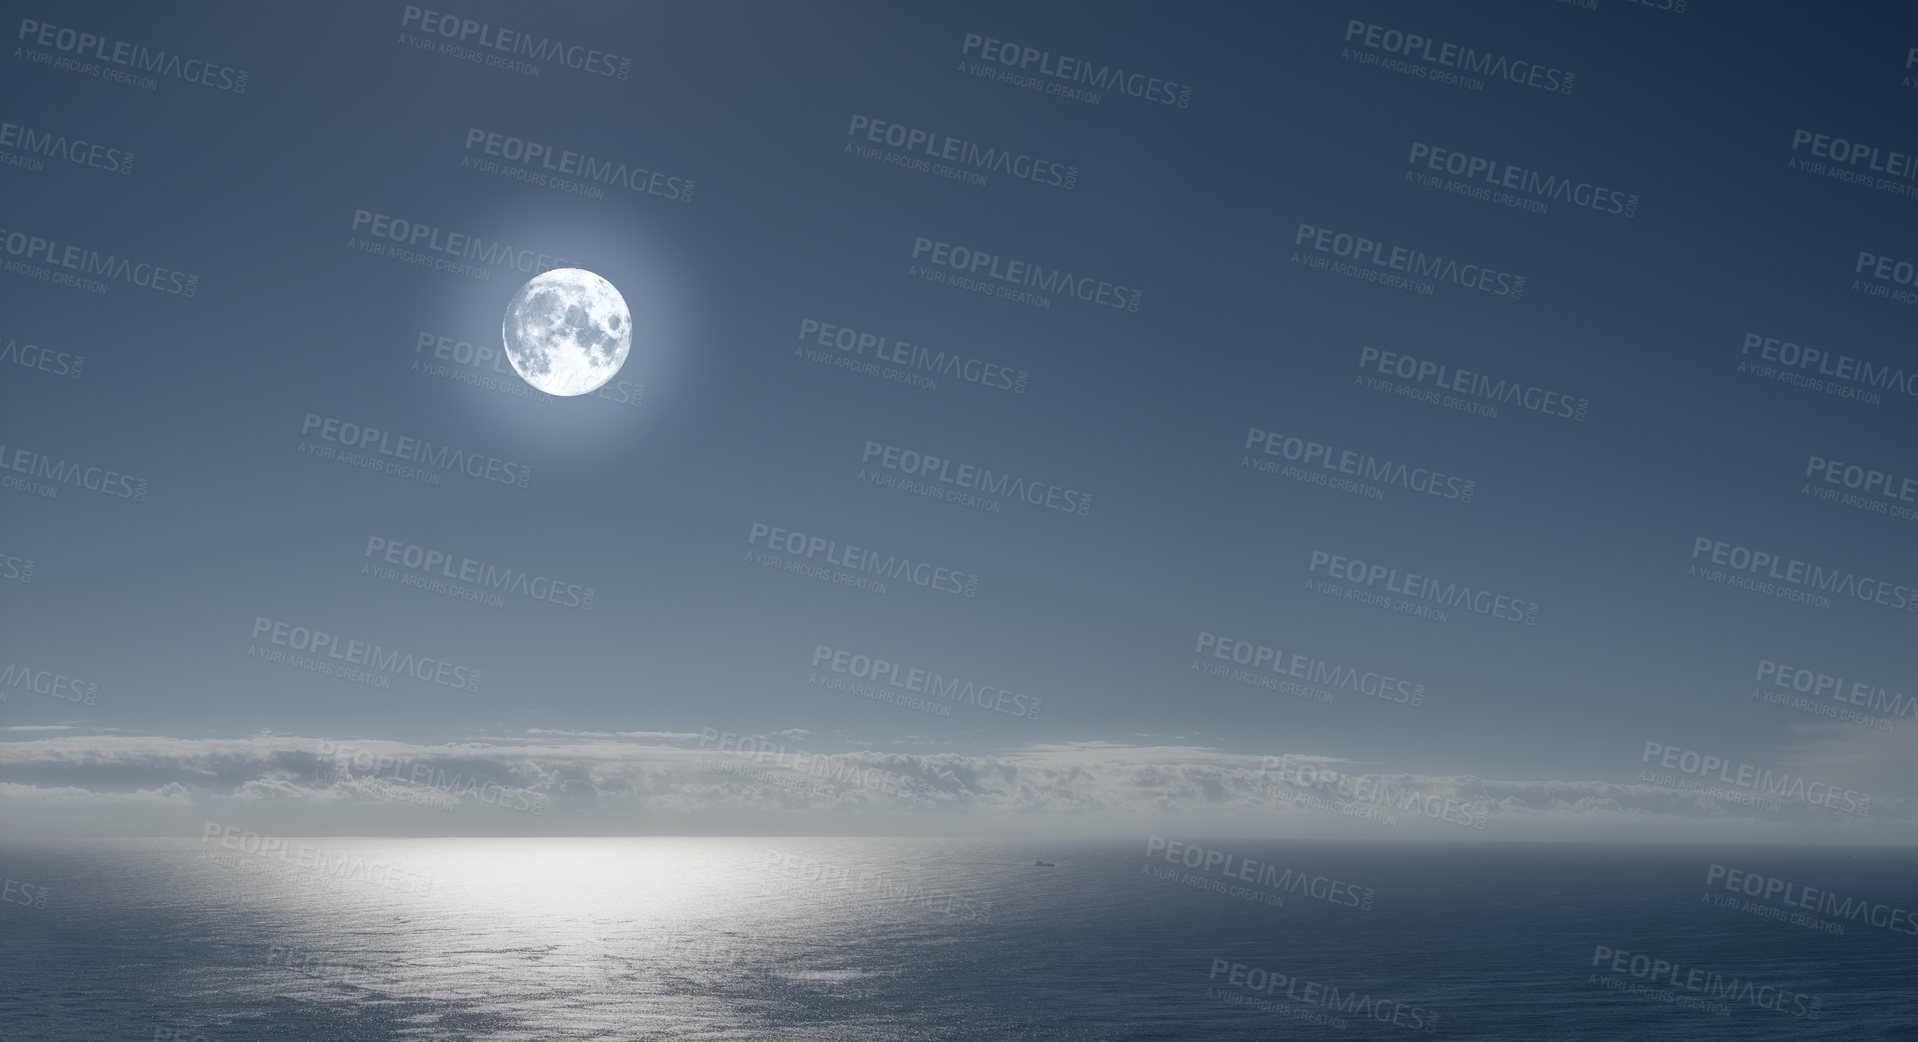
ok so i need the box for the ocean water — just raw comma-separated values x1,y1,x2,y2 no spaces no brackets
1,838,1914,1040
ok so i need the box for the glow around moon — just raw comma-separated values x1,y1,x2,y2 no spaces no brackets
501,268,632,396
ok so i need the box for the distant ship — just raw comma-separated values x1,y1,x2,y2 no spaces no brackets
1034,859,1056,867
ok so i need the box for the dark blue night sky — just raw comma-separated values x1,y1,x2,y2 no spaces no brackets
3,0,1916,842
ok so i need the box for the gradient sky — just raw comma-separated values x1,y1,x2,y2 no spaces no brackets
3,0,1915,841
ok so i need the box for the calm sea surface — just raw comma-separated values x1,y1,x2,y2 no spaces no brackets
2,838,1914,1040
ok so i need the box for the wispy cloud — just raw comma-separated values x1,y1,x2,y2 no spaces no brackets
0,728,1909,841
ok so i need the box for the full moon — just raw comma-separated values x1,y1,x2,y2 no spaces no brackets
501,267,632,396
